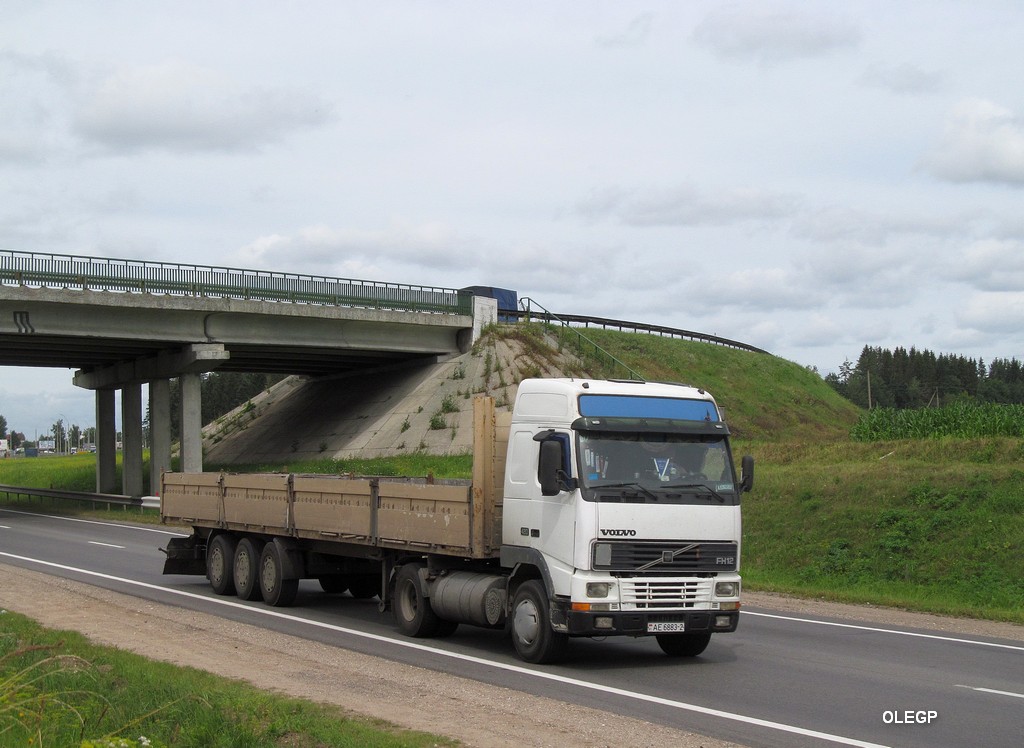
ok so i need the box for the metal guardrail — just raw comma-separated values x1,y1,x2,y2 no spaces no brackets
0,483,155,510
513,301,770,355
516,298,647,380
0,250,473,315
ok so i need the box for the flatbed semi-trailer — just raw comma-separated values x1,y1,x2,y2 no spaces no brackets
161,378,752,663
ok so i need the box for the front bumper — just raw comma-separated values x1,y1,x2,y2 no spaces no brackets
564,608,739,637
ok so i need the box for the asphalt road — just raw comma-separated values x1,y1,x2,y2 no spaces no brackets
1,506,1021,748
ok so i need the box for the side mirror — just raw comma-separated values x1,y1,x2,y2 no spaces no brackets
740,455,755,493
538,438,576,496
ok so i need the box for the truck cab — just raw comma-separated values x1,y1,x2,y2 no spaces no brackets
500,378,751,661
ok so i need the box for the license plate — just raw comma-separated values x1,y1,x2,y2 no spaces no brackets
647,621,685,633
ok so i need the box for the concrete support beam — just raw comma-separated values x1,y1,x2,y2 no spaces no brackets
149,379,172,492
74,344,229,390
121,384,144,497
179,373,203,473
95,389,117,494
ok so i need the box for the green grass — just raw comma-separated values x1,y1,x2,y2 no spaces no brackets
0,452,107,493
0,611,456,748
852,401,1024,440
739,437,1024,623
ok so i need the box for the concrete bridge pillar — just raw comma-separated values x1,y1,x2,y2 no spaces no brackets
149,379,172,493
95,389,117,494
121,384,144,497
179,373,203,473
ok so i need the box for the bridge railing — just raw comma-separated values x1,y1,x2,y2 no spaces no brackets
0,250,473,315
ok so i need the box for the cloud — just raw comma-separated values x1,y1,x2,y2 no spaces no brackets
576,184,798,227
0,50,77,165
920,98,1024,186
596,13,654,48
714,267,827,311
956,291,1024,335
860,62,947,95
74,60,333,154
692,5,861,65
952,239,1024,292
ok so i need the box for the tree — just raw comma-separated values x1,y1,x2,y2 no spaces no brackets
0,414,7,439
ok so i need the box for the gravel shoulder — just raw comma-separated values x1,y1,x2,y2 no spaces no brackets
2,563,1021,747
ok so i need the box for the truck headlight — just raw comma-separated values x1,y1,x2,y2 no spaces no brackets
715,581,739,597
586,582,610,598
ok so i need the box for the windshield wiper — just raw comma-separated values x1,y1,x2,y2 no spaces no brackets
661,482,727,503
593,482,660,502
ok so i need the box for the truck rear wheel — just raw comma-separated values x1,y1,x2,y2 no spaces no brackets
393,564,443,637
233,537,264,601
207,533,237,596
258,541,298,607
510,580,568,664
656,631,712,657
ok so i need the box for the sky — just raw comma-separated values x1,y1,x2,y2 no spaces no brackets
3,0,1024,437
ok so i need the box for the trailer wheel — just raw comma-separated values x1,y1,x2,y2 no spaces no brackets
656,631,712,657
510,580,568,664
207,533,237,596
233,537,264,601
258,541,298,607
393,564,442,637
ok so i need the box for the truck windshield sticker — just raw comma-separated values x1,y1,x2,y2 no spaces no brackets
578,395,718,422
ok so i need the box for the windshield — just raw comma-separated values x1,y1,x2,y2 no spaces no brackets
578,431,739,505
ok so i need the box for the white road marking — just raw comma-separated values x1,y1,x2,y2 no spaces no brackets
0,506,184,536
744,610,1024,652
1,550,889,748
956,685,1024,700
88,541,125,549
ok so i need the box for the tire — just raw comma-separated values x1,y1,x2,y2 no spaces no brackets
207,533,237,596
510,580,568,664
233,537,264,601
392,564,443,637
656,631,712,657
258,541,299,607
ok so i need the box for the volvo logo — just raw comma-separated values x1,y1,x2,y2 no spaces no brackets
600,529,636,537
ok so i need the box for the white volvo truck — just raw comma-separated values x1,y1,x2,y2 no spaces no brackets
161,378,753,663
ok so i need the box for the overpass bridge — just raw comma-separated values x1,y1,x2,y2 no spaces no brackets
0,251,491,496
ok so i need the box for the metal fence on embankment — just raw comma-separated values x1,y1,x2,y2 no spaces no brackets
0,250,473,315
0,484,156,510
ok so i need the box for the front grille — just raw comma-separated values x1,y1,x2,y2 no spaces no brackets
620,579,712,609
593,540,738,572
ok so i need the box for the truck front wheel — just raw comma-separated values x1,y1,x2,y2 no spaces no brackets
510,580,568,664
656,631,712,657
393,564,443,637
207,533,237,596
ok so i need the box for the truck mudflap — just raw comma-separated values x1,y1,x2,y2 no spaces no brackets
160,535,207,576
565,609,739,637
